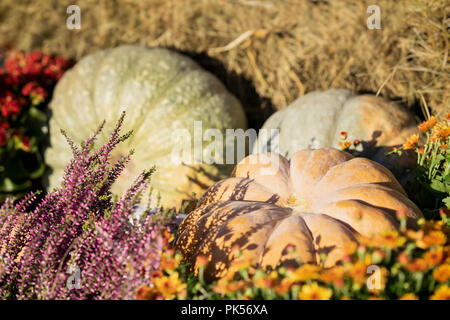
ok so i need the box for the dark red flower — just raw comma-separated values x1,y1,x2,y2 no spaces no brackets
0,131,7,146
0,92,23,117
20,135,31,151
0,120,10,131
22,81,48,105
10,129,21,137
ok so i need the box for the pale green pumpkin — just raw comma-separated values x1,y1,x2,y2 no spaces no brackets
252,89,419,179
45,45,247,208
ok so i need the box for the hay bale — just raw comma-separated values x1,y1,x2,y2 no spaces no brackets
0,0,448,120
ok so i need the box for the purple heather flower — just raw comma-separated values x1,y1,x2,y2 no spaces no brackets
0,112,177,299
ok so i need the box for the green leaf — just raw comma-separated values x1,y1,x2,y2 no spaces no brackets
443,196,450,209
0,177,31,193
429,179,446,193
28,107,47,123
28,161,46,179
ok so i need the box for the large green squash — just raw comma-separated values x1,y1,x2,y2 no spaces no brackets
252,89,418,178
45,45,247,208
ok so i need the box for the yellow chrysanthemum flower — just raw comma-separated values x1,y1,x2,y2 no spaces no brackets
298,282,332,300
431,285,450,300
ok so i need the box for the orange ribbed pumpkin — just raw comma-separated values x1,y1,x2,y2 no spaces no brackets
175,148,422,280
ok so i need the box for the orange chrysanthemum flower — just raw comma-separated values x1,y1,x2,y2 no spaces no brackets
159,257,180,270
408,229,447,249
418,116,436,132
422,230,447,248
403,134,419,150
288,264,320,282
153,272,186,299
431,285,450,300
226,280,247,292
338,141,352,150
406,258,428,272
319,266,345,284
274,277,293,294
397,252,410,265
213,279,247,295
195,255,209,268
398,293,419,300
433,264,450,282
424,247,444,267
347,261,368,284
298,282,332,300
253,272,276,289
430,121,450,142
362,230,407,249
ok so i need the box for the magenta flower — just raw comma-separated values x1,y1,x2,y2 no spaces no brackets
0,112,177,299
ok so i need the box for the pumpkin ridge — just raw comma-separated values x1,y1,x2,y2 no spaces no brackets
187,201,289,277
312,157,406,197
289,148,352,199
89,50,112,129
259,214,316,268
207,205,289,276
312,200,399,238
198,177,283,207
126,67,192,145
50,70,92,143
321,183,423,220
256,213,298,267
301,212,359,267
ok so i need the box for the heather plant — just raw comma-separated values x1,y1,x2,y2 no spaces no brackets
0,112,178,299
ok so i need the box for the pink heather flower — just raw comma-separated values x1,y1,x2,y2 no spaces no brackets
0,112,176,299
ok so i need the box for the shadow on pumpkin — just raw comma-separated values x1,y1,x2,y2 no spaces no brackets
175,177,295,280
176,178,361,281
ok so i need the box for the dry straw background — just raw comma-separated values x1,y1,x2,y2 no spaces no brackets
0,0,448,125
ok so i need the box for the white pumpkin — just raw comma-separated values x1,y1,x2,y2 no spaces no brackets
45,45,247,208
252,89,418,177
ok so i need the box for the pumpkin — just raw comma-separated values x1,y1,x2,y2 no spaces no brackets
252,89,419,178
45,45,247,208
175,148,422,280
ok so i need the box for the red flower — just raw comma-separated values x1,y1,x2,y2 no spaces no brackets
43,56,69,80
20,136,31,151
10,129,21,138
0,120,10,131
22,81,48,105
0,92,24,117
3,73,20,86
0,119,9,147
0,131,7,146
